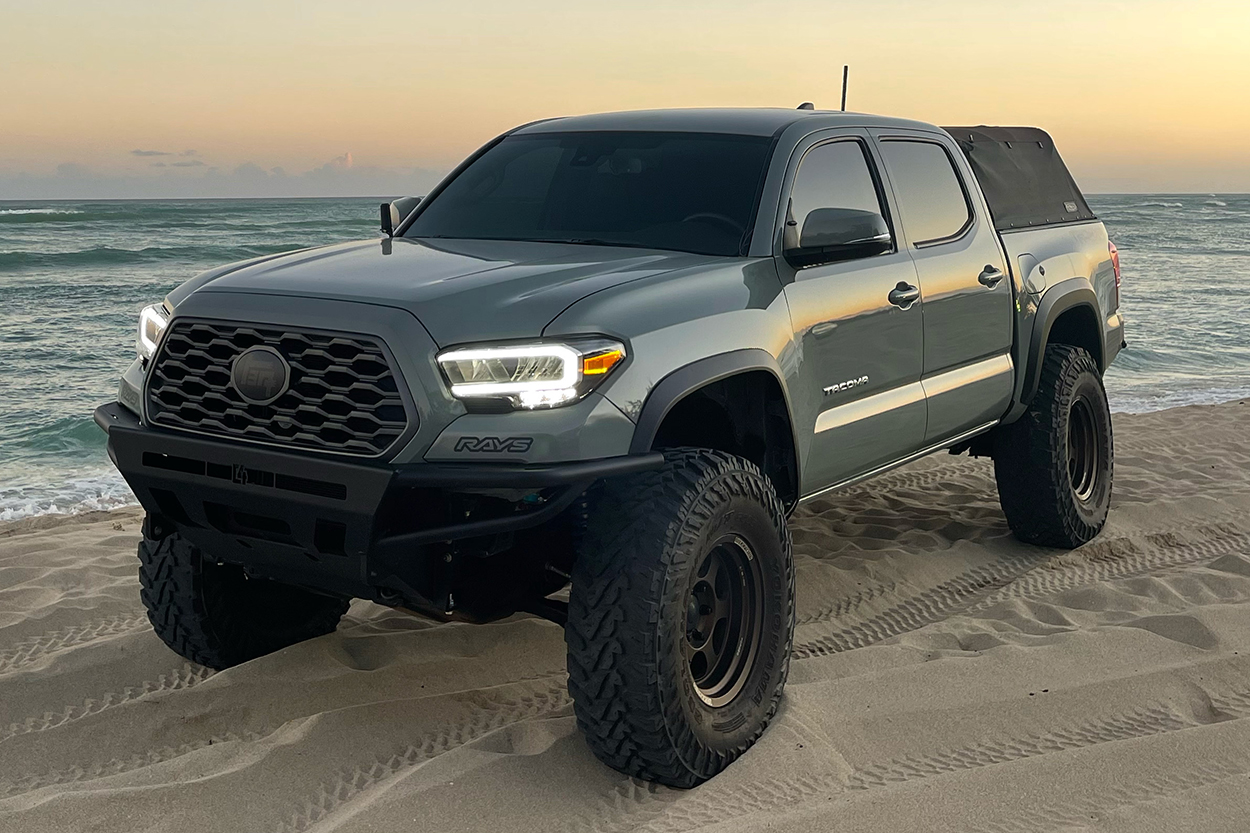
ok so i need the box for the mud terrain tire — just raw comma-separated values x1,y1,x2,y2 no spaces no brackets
994,344,1113,547
566,449,794,788
138,520,349,669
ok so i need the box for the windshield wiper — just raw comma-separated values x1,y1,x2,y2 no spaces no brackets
528,237,655,250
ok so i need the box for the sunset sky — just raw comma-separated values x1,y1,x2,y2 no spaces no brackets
3,0,1248,198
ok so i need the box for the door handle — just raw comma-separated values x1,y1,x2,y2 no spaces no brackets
888,282,920,309
978,265,1006,288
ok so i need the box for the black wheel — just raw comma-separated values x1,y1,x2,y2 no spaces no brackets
138,519,349,669
566,449,794,788
994,344,1113,547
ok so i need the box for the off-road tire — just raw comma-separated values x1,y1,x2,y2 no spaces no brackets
566,449,794,788
994,344,1113,548
138,519,349,669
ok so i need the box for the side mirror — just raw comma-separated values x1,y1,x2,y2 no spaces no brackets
784,207,891,268
380,196,422,237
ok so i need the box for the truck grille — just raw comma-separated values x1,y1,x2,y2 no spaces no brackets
146,320,412,457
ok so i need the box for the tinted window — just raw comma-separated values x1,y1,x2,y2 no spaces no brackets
405,132,773,256
880,140,971,244
789,140,884,231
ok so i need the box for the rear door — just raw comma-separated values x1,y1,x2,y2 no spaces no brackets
777,131,926,496
873,132,1014,444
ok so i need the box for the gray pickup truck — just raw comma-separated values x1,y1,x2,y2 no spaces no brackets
96,108,1124,787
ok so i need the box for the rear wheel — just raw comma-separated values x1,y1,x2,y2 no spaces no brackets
138,519,349,669
565,449,794,787
994,344,1113,547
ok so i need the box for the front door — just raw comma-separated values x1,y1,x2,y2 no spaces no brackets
875,134,1015,443
779,134,926,496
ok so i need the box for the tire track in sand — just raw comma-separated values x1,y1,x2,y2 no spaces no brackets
273,674,571,833
961,757,1250,833
792,521,1250,660
791,556,1044,659
0,663,214,746
0,726,274,799
846,696,1244,790
0,613,149,676
965,523,1250,615
591,684,1250,833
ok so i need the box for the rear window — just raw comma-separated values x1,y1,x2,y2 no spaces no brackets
405,131,773,256
880,140,972,245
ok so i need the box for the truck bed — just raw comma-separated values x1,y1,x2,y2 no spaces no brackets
943,125,1123,421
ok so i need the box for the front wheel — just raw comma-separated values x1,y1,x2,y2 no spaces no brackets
994,344,1114,547
565,449,794,788
138,520,350,669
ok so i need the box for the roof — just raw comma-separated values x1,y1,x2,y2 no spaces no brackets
512,108,939,137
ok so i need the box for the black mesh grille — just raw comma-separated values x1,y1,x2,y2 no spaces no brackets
147,320,411,457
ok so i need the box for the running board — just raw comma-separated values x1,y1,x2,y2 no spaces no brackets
798,421,999,505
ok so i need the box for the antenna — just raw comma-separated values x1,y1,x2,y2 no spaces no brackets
841,65,849,111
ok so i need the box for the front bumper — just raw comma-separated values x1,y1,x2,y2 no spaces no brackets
96,402,661,609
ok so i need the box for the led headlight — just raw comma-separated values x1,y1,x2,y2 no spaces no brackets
437,338,626,410
136,303,170,361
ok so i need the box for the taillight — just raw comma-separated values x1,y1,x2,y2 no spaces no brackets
1109,241,1121,308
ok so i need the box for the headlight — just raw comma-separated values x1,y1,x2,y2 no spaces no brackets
437,338,626,410
136,303,170,361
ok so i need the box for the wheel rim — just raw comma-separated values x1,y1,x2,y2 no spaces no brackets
1068,395,1101,503
684,534,763,708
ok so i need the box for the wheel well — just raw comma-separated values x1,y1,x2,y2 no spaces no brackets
650,371,798,507
1047,305,1103,372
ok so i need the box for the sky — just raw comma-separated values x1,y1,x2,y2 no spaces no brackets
2,0,1248,199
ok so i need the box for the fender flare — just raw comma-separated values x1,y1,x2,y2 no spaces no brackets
1018,278,1104,408
627,349,801,502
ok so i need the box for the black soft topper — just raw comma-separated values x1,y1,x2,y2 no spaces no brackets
943,126,1095,231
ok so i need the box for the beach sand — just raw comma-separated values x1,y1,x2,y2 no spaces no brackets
2,401,1249,832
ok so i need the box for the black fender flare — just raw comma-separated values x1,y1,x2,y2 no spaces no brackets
628,349,801,503
1018,278,1104,408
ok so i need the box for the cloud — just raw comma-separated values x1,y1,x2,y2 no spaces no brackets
130,149,173,157
322,152,353,170
171,159,205,167
151,162,167,167
180,150,198,157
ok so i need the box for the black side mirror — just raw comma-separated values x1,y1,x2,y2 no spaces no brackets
380,196,423,237
784,207,891,268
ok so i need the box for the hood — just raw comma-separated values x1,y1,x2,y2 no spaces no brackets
173,237,718,346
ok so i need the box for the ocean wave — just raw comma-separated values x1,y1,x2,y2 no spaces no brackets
1108,387,1250,415
7,414,111,455
1204,199,1229,207
0,208,84,216
0,467,137,522
0,243,289,270
1138,201,1184,208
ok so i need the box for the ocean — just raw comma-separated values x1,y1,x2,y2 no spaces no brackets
1,195,1247,520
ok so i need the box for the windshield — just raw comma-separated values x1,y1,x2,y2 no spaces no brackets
404,131,773,256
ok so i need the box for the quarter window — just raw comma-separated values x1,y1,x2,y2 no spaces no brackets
789,140,887,237
880,140,972,244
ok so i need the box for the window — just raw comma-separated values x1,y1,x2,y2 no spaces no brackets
789,140,885,234
879,140,972,244
405,132,773,257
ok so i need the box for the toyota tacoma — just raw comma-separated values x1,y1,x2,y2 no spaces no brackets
96,108,1125,787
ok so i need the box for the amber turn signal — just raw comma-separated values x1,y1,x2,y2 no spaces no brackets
582,349,625,376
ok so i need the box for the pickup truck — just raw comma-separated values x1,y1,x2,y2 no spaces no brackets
96,108,1125,787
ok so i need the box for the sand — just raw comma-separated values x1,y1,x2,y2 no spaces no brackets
2,401,1249,832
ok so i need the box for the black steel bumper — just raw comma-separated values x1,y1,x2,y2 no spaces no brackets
96,401,661,603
